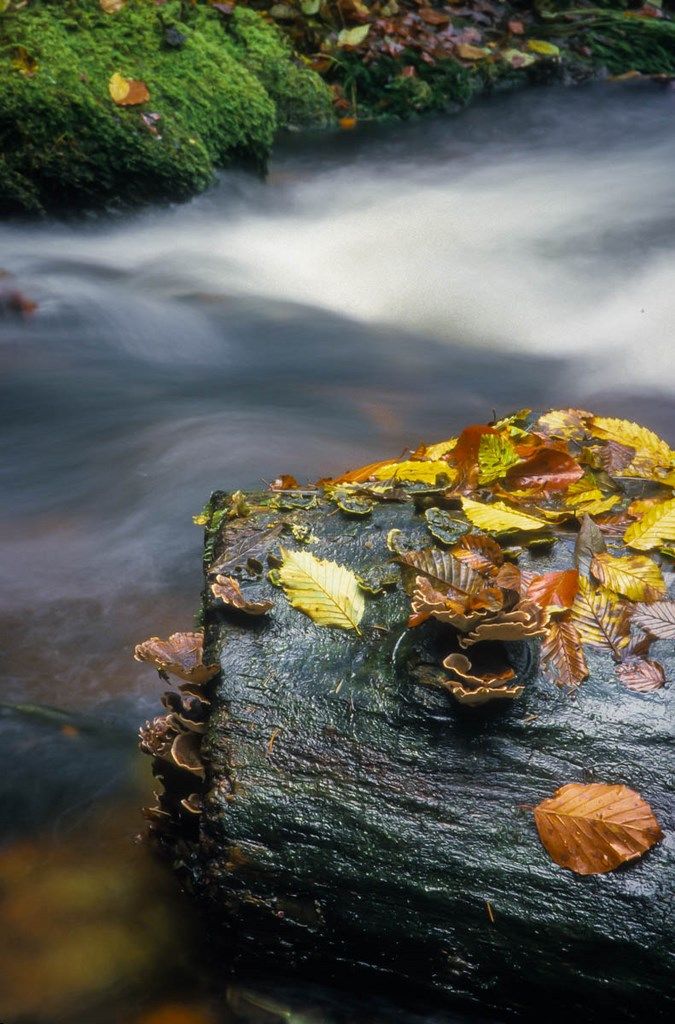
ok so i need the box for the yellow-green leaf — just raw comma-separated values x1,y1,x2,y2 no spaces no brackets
337,25,370,48
527,39,560,56
477,433,520,484
571,577,630,655
278,548,364,632
421,437,457,460
623,497,675,551
591,552,666,602
461,498,548,534
372,460,456,485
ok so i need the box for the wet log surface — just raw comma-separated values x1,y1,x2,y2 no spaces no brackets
171,491,673,1021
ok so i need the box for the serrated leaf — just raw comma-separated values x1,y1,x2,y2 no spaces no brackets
535,408,591,441
451,532,504,575
616,657,666,692
534,782,663,875
624,497,675,551
477,432,520,484
399,547,483,595
541,618,589,688
372,460,456,485
571,577,630,656
632,600,675,639
591,553,666,602
461,498,548,534
589,416,671,478
278,548,364,632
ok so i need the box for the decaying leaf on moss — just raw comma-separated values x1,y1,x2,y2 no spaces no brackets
534,782,663,875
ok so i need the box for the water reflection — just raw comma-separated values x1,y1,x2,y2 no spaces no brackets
0,83,673,1022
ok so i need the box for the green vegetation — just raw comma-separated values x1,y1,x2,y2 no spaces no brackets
0,0,331,214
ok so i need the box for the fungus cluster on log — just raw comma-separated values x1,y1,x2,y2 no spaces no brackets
136,409,674,1020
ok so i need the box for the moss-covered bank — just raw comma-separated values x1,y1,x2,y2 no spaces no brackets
0,0,332,214
2,1,675,215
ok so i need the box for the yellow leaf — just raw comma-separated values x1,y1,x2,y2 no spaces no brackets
590,552,666,602
477,433,520,484
534,782,663,875
11,45,38,76
372,460,457,485
461,498,548,534
623,497,675,551
571,577,630,655
100,0,126,12
419,436,457,460
337,25,370,48
565,479,620,516
527,39,561,57
589,416,671,478
278,548,364,632
535,408,591,441
456,43,492,60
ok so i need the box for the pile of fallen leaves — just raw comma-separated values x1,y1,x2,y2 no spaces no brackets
136,407,671,875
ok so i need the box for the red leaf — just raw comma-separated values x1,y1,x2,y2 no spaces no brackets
451,424,499,486
525,569,579,612
505,447,584,493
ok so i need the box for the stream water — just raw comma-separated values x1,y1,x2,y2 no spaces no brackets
1,82,674,1023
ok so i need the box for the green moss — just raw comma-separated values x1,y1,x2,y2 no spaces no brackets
0,0,331,214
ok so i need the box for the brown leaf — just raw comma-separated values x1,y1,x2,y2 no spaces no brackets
399,547,483,596
211,575,273,616
534,782,663,875
451,532,504,575
408,575,502,631
419,8,450,26
109,72,150,106
631,600,675,640
270,474,299,491
134,631,219,684
575,513,607,577
505,447,584,493
571,578,630,657
616,657,666,692
525,569,579,612
541,618,589,688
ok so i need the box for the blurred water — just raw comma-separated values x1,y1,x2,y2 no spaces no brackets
0,82,674,1022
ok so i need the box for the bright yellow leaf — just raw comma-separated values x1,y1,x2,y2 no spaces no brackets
372,460,457,485
277,548,364,632
589,416,671,478
527,39,561,56
477,433,520,484
571,577,630,655
623,497,675,551
421,437,457,460
461,498,548,534
591,552,666,602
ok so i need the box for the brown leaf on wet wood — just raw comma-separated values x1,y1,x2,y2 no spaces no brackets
451,532,504,575
134,631,219,684
534,782,663,875
399,546,483,596
211,575,273,616
541,618,589,688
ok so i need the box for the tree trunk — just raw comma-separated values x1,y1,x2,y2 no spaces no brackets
156,490,674,1021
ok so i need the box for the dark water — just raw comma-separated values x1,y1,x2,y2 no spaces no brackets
1,83,674,1023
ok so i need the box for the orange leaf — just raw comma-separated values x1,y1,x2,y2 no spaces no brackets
109,71,150,106
451,424,498,486
331,458,399,484
525,569,579,612
534,782,663,875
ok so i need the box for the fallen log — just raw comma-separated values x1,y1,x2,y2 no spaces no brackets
138,413,674,1021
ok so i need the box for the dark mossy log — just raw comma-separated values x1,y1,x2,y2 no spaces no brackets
161,492,674,1022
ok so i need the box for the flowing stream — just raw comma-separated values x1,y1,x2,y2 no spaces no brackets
1,82,674,1023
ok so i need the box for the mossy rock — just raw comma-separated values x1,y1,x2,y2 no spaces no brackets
0,0,332,215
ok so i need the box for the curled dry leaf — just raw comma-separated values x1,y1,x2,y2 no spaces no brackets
590,552,666,603
211,574,273,616
541,617,589,688
534,782,663,875
134,631,219,684
278,548,364,632
616,657,666,692
631,600,675,640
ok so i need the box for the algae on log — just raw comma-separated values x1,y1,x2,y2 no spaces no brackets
0,1,331,215
152,491,673,1021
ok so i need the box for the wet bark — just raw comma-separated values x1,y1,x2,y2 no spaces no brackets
168,492,674,1021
